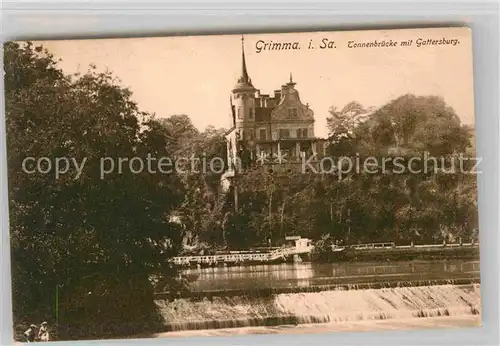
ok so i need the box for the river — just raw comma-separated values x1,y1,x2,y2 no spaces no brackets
155,259,481,334
183,259,480,292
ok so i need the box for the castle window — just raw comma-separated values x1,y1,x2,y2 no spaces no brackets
249,107,254,119
237,107,243,119
297,128,308,138
279,129,290,139
242,129,254,141
288,108,298,118
259,129,267,140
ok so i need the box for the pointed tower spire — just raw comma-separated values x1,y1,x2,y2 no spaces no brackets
233,35,255,92
240,36,250,84
241,35,249,83
289,72,293,83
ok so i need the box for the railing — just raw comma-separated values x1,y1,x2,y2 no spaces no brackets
351,242,395,250
172,245,313,265
172,252,270,265
268,246,301,260
351,242,478,250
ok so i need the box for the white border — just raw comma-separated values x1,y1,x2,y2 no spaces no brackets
1,1,499,345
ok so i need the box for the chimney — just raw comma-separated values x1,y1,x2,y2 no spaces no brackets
261,94,269,107
274,89,282,101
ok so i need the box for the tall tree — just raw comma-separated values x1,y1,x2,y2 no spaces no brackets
5,42,184,339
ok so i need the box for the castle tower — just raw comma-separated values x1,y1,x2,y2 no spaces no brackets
232,36,256,142
221,36,326,196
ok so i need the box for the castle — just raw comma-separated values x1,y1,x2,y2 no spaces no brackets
221,37,326,191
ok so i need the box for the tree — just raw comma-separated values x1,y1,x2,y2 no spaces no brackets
323,95,477,246
5,42,184,339
157,115,228,250
373,94,470,156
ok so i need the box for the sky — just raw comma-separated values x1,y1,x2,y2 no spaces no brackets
38,27,475,138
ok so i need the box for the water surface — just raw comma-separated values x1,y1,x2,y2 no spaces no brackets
183,260,480,292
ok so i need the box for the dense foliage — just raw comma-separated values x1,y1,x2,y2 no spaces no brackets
176,97,478,250
5,42,185,339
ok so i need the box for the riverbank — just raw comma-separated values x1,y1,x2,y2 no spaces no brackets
337,245,479,262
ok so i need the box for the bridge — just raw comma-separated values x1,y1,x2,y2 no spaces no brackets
171,246,309,267
171,240,478,267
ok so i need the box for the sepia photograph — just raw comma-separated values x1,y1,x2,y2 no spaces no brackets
4,27,480,342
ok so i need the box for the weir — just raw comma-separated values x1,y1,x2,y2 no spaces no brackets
156,278,480,300
156,284,481,332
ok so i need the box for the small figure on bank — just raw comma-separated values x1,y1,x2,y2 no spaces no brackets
23,324,37,343
38,321,50,342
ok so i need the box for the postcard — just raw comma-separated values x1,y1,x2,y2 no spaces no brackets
4,27,480,342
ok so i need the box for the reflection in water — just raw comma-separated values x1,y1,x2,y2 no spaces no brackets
184,260,480,292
